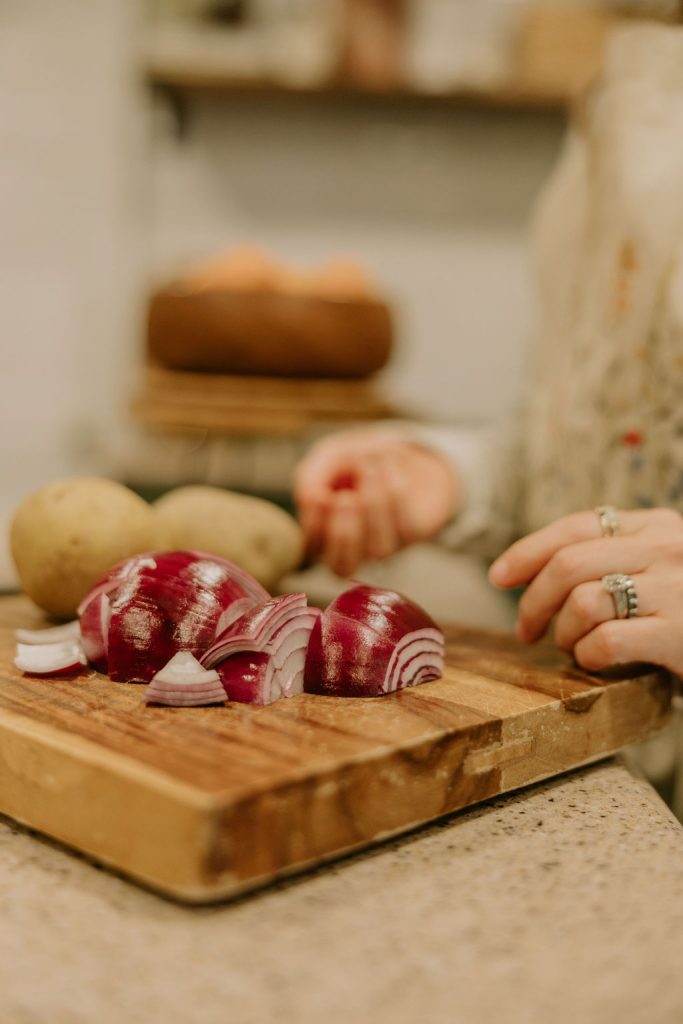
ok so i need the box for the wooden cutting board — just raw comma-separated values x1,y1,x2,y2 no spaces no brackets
0,595,671,902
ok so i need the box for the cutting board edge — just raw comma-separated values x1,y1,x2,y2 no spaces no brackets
0,672,670,902
2,737,662,907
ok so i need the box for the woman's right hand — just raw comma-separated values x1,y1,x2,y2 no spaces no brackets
294,429,460,577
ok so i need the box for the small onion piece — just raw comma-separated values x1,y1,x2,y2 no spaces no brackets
303,584,444,698
15,639,87,676
15,620,81,645
144,651,226,707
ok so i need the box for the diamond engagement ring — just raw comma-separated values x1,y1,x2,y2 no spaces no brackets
595,505,620,537
602,573,639,619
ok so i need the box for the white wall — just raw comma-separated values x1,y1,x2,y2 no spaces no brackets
151,95,565,421
0,0,143,584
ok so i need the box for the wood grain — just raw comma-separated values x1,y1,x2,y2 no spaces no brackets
0,596,671,901
131,363,396,436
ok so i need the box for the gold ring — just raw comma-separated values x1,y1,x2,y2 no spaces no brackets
595,505,620,538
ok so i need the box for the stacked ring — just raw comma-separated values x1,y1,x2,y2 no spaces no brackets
602,573,639,619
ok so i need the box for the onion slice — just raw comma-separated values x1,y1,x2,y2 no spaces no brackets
303,584,444,697
15,639,87,676
144,651,226,706
15,621,81,645
79,593,111,671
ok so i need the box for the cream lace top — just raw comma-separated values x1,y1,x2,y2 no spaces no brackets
419,24,683,561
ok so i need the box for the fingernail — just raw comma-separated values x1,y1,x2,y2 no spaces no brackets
489,558,509,586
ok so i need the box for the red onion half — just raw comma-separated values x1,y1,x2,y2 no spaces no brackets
201,593,321,705
78,551,269,683
303,584,444,698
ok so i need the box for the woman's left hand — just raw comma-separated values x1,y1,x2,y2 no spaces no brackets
489,507,683,674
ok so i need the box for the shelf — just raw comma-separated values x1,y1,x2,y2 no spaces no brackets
145,20,572,114
147,65,569,113
146,9,682,116
131,364,398,437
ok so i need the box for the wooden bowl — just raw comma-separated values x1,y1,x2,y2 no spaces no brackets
147,287,394,379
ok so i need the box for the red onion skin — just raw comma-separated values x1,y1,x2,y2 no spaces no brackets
217,652,273,705
81,551,268,683
304,584,444,698
76,555,148,618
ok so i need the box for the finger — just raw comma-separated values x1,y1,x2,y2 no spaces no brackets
490,509,647,589
356,457,399,560
573,616,670,672
294,443,359,557
294,446,345,503
297,494,328,558
323,491,364,578
382,450,419,543
517,537,650,643
294,429,389,499
553,574,654,652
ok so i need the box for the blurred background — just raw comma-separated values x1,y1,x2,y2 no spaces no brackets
1,0,681,588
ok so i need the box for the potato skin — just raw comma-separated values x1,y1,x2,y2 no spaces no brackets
10,478,160,618
153,485,303,590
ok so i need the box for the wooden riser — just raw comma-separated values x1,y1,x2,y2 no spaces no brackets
0,596,671,902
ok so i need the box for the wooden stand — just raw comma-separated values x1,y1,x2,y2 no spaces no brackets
131,363,396,436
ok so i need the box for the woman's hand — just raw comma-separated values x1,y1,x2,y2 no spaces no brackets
294,429,459,577
489,508,683,674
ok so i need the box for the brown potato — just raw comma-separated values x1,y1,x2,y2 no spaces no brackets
10,478,160,618
153,485,303,590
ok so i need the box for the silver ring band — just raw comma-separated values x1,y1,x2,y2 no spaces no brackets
602,573,638,619
596,505,620,537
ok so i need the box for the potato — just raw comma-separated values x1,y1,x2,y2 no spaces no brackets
10,477,160,618
154,485,303,590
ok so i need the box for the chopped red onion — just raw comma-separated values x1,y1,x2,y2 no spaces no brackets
303,584,444,698
201,592,308,667
78,551,269,683
202,593,320,705
15,639,87,676
76,555,158,617
79,592,110,671
216,651,273,705
15,621,81,645
143,651,226,706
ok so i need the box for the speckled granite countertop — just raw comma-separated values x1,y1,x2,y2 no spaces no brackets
0,758,681,1024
